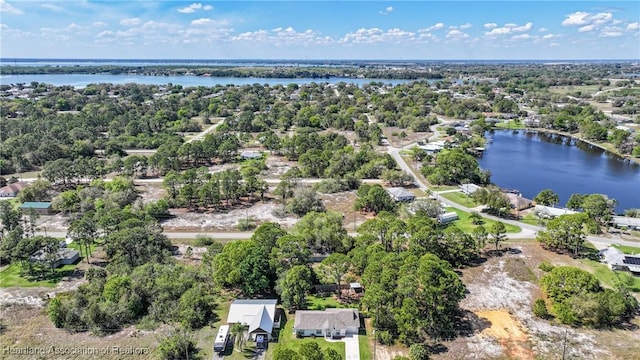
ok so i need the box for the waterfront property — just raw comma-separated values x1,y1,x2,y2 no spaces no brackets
293,308,360,338
533,205,578,219
386,187,416,202
599,247,640,275
227,299,279,341
459,183,481,195
611,216,640,231
505,193,534,211
0,182,28,197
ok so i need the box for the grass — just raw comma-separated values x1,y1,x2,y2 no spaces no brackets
440,191,480,208
492,120,525,129
578,258,640,293
612,244,640,255
519,212,547,227
429,185,458,192
266,314,345,360
446,207,521,234
358,333,372,360
0,262,77,288
306,295,349,310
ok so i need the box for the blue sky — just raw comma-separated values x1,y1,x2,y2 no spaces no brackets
1,1,639,60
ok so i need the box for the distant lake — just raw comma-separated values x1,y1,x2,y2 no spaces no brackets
0,73,413,88
478,130,640,213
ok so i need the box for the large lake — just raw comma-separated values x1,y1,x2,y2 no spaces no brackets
478,130,640,213
0,73,413,88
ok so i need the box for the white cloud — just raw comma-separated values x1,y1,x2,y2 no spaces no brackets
232,27,331,46
485,22,533,36
511,34,532,40
424,23,444,31
578,25,595,33
446,29,469,39
542,33,557,39
191,18,212,26
600,31,623,38
0,0,23,15
483,23,497,29
459,23,473,30
627,22,639,31
538,27,547,32
379,6,393,15
120,18,141,26
93,21,108,27
40,3,64,12
562,11,612,27
178,3,212,14
340,27,416,44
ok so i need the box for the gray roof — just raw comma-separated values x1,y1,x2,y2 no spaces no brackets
29,248,79,263
249,305,274,334
600,247,640,272
459,183,481,194
386,187,415,199
294,309,359,331
232,299,277,305
612,216,640,228
534,205,578,217
227,299,277,334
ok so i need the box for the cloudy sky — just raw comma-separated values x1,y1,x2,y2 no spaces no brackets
1,1,639,60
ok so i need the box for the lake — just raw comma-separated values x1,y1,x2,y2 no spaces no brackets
0,73,413,88
478,130,640,213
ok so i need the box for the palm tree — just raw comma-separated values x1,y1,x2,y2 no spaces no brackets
230,323,245,352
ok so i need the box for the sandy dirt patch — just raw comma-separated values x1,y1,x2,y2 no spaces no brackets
475,309,532,360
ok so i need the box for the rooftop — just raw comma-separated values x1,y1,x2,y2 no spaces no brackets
20,202,52,209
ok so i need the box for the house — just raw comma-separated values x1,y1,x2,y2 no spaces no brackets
459,183,481,196
611,216,640,231
505,193,533,211
437,212,458,224
534,205,578,219
386,187,415,202
227,299,278,341
0,182,29,197
29,247,80,268
20,202,53,215
240,151,263,160
599,247,640,274
293,308,360,338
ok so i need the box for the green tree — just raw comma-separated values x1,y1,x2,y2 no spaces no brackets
157,329,200,360
489,222,507,251
287,187,326,217
277,265,314,311
534,189,559,206
409,343,430,360
320,253,351,298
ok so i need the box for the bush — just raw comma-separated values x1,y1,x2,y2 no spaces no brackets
538,261,555,272
193,236,216,247
376,330,394,345
533,299,550,319
237,218,256,230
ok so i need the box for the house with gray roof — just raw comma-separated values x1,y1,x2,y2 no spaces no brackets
386,187,415,202
227,299,278,341
29,247,80,268
0,182,28,198
459,183,481,195
611,216,640,231
534,205,578,219
599,247,640,274
293,308,360,339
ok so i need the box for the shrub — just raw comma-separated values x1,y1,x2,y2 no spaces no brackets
538,261,555,272
376,330,394,345
237,218,256,230
193,235,216,247
533,299,550,319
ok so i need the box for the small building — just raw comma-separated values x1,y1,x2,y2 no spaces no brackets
459,183,481,195
29,247,80,268
599,247,640,274
534,205,578,219
437,212,458,224
386,187,416,202
240,151,263,160
0,182,29,197
227,299,278,341
349,282,363,294
611,216,640,231
294,308,360,339
20,202,53,215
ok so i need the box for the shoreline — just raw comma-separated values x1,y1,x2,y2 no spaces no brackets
493,126,640,166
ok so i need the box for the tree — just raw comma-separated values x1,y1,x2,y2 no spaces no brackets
409,343,430,360
581,194,616,225
489,222,507,251
472,225,488,251
566,193,586,210
537,213,590,256
534,189,559,206
251,222,287,254
157,329,200,360
353,184,396,214
469,211,483,225
287,187,326,217
299,343,324,360
230,323,246,352
320,253,351,298
270,235,312,273
277,265,314,311
67,214,97,264
292,211,350,253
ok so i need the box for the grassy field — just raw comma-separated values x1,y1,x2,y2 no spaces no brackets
429,185,459,192
440,191,480,208
358,331,372,359
266,315,345,360
0,262,78,288
519,212,547,227
547,84,609,95
306,295,349,310
612,244,640,255
492,120,525,129
446,207,521,234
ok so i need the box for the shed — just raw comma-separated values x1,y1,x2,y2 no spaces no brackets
349,282,363,294
293,309,360,339
437,212,458,224
386,187,415,202
20,202,53,215
227,299,278,341
240,151,263,160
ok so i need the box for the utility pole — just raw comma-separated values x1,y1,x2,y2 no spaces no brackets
561,329,567,360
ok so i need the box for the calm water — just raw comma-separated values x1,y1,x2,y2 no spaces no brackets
0,73,412,88
479,130,640,213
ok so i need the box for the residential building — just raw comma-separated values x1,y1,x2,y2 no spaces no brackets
437,212,458,224
611,216,640,231
459,183,481,195
240,151,263,160
386,187,415,202
0,182,28,197
29,247,80,268
505,193,533,211
599,247,640,275
293,308,360,338
227,299,278,341
20,202,53,215
534,205,578,219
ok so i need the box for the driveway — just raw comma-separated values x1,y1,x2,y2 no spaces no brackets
343,335,360,360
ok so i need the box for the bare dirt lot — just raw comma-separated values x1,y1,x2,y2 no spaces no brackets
434,241,640,360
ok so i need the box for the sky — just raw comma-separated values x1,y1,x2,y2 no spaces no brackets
0,1,639,60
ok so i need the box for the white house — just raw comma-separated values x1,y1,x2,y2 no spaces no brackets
386,187,416,202
227,299,278,341
534,205,578,219
599,247,640,274
437,212,458,224
611,216,640,231
240,151,263,160
29,247,80,268
293,308,360,339
459,183,481,195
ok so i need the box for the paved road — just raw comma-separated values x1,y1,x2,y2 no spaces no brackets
40,230,254,240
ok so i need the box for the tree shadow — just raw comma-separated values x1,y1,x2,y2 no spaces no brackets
455,309,492,337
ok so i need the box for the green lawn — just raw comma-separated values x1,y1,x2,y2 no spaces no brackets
429,185,458,192
266,314,345,360
0,262,77,288
578,259,640,293
359,334,372,360
440,191,480,208
612,244,640,255
306,295,350,310
446,207,521,234
519,212,548,227
492,120,525,129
